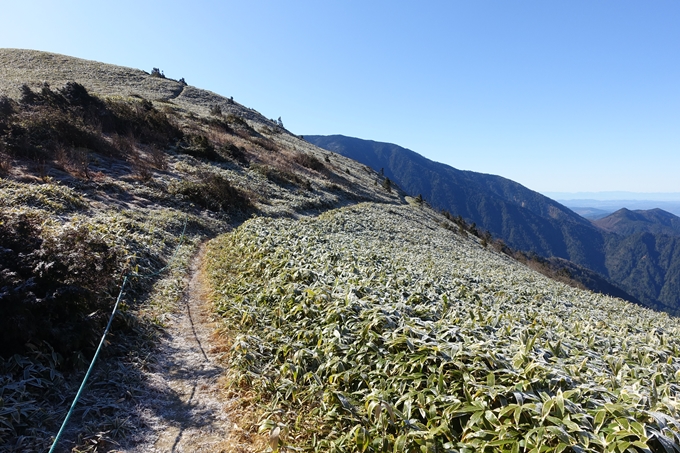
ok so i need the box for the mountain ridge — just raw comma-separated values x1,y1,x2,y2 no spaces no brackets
595,207,680,236
0,48,278,126
306,134,680,313
305,135,606,270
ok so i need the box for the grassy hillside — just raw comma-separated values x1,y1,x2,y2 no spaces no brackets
3,49,680,452
0,49,400,451
205,202,680,452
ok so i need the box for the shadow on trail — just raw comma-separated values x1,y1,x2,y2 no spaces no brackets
159,299,222,452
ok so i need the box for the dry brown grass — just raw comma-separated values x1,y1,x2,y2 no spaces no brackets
214,383,268,453
201,265,267,453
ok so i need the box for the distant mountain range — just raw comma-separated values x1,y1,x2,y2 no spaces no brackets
546,191,680,218
306,134,680,314
556,199,680,218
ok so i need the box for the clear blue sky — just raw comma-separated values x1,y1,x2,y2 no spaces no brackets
2,1,679,194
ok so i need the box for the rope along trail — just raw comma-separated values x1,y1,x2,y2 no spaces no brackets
48,218,188,453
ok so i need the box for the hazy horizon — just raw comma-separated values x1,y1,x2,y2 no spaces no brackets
543,191,680,202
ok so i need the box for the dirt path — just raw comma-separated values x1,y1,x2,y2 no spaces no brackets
120,246,240,453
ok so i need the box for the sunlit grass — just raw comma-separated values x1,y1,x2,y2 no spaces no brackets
206,203,680,452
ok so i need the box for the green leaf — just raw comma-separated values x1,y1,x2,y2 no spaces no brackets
555,391,565,418
514,406,523,426
484,438,516,447
355,426,369,452
594,409,607,431
393,434,407,452
555,443,569,453
617,441,632,452
541,399,554,421
630,440,652,453
469,410,485,427
545,425,571,444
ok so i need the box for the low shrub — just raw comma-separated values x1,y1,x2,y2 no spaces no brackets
2,106,105,162
19,84,38,105
0,212,125,365
226,115,279,152
170,172,252,212
103,97,182,146
249,136,279,152
220,142,249,166
0,83,183,169
149,144,168,170
178,134,225,162
226,114,248,127
294,153,325,172
209,104,222,116
0,345,65,448
0,95,15,117
251,163,309,189
382,177,392,192
0,152,11,173
60,81,95,107
204,116,234,134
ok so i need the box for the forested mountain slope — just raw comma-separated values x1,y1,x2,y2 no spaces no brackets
595,208,680,236
305,135,605,270
306,134,680,313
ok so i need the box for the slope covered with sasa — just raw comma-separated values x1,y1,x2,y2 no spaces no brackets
206,202,680,452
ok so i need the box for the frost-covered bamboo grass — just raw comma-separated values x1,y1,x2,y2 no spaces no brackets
206,203,680,452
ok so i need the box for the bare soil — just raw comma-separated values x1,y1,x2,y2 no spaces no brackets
117,246,248,453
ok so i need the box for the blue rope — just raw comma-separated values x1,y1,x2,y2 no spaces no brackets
48,216,188,453
48,276,128,453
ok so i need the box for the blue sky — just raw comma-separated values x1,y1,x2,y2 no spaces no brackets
2,1,679,195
